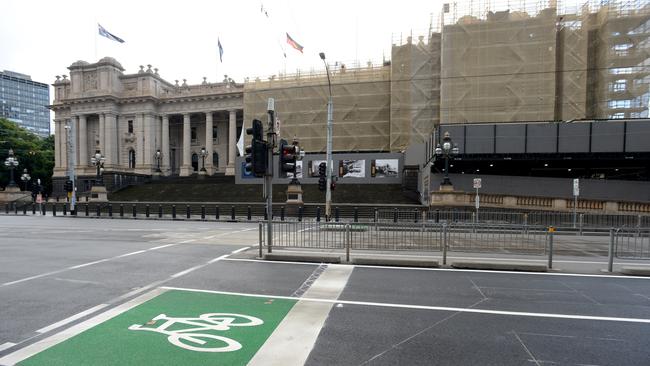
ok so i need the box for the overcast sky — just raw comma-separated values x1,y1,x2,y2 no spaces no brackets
1,0,442,88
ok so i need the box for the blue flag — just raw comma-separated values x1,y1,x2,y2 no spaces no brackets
218,38,224,63
98,24,125,43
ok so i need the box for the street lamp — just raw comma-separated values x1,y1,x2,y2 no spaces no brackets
90,151,105,186
154,149,162,173
199,147,208,172
4,148,19,187
435,132,459,186
319,52,334,220
20,168,31,191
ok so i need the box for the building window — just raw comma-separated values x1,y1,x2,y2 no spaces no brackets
610,79,627,92
212,126,218,143
128,120,133,133
212,152,219,168
128,149,136,169
613,43,633,57
191,127,197,143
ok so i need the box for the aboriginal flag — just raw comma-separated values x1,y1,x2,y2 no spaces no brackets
286,33,303,53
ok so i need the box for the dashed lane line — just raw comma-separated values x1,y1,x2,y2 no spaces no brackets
36,304,110,334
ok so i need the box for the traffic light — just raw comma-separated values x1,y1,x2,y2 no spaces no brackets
318,162,326,191
244,119,267,178
279,139,297,177
64,180,73,193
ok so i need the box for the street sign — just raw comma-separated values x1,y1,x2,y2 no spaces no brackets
573,178,580,196
473,178,482,189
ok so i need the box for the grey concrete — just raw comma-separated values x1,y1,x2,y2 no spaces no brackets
620,266,650,276
451,260,548,272
264,252,342,264
352,256,439,268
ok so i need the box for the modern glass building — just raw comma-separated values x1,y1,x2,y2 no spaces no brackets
0,70,50,137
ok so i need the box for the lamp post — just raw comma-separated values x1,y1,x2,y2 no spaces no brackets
435,132,459,187
154,149,162,173
20,168,31,191
199,147,208,172
4,148,19,187
319,52,333,220
90,151,105,186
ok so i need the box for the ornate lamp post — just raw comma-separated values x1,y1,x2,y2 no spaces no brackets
319,52,334,220
4,148,19,188
90,151,105,186
20,168,31,191
435,132,459,186
154,149,162,173
199,147,208,172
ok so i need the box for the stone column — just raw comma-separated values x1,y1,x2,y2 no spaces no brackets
180,113,192,176
205,112,213,174
136,114,145,166
143,113,153,169
226,109,237,175
54,120,61,169
79,115,87,168
98,113,105,157
104,113,116,167
162,115,170,175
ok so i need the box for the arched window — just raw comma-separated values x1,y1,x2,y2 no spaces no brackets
191,153,198,172
128,149,136,169
212,152,219,169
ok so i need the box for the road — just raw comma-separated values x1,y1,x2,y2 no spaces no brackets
0,216,649,365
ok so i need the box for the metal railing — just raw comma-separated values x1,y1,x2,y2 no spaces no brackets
613,229,650,260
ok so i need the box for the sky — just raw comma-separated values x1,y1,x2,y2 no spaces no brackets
1,0,442,87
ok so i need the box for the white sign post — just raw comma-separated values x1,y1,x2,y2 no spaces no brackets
573,178,579,228
473,178,482,223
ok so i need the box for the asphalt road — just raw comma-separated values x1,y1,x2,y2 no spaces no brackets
1,216,649,365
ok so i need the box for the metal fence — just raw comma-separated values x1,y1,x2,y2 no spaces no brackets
261,221,549,256
614,229,650,259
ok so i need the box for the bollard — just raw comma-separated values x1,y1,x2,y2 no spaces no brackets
56,196,60,202
85,204,89,216
247,206,251,221
579,213,584,236
608,229,615,272
53,204,57,216
215,206,220,220
132,204,137,218
442,223,448,265
146,204,150,218
172,205,176,219
202,205,206,220
393,208,398,223
345,224,351,262
27,204,31,215
547,227,555,269
96,204,101,217
259,222,263,258
5,203,8,214
158,205,163,218
335,207,340,222
119,204,123,217
280,206,285,221
354,207,358,223
435,209,440,223
374,209,378,223
108,204,113,217
414,208,418,223
316,206,321,222
298,206,303,222
231,206,235,221
63,203,67,216
186,205,191,219
42,204,46,216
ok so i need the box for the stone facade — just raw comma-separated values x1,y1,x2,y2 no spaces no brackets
51,57,244,192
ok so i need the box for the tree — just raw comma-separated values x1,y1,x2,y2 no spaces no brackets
0,118,55,194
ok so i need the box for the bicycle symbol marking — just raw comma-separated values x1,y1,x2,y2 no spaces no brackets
128,313,264,353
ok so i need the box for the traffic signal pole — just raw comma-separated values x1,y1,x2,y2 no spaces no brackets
325,97,333,221
266,98,276,253
65,119,77,213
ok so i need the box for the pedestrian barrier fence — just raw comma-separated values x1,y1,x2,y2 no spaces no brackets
613,229,650,259
260,221,550,257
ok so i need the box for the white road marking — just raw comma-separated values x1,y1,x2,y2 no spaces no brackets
230,246,250,255
0,289,166,366
161,286,650,324
220,258,650,280
36,304,109,334
248,264,354,366
0,343,16,352
170,265,205,278
0,241,189,287
202,227,257,240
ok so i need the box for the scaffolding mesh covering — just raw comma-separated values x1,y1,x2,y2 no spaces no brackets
244,65,391,152
390,34,441,151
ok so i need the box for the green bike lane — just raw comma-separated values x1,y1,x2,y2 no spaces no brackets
17,289,297,366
